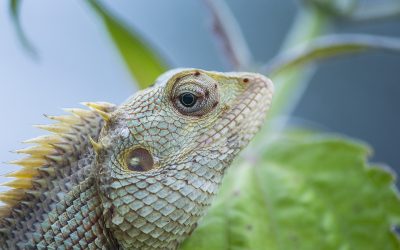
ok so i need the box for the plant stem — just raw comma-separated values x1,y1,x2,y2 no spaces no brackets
268,6,329,121
245,6,330,156
351,2,400,22
203,0,253,70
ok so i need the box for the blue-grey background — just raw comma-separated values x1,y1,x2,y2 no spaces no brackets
0,0,399,181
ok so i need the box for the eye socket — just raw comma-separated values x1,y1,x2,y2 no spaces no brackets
170,73,220,117
125,148,154,172
179,92,197,107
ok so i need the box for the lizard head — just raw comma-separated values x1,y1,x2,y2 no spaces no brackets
93,68,274,249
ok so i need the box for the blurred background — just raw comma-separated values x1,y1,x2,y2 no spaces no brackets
0,0,399,178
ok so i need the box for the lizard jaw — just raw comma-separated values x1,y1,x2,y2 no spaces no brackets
196,72,274,154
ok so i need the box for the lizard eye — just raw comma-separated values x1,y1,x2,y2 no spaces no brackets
173,89,210,116
179,92,197,107
171,73,220,117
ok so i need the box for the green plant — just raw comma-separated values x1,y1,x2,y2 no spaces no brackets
9,0,400,249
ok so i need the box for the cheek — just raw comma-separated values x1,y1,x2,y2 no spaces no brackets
126,109,187,160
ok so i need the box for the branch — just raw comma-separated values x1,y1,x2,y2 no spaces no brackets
203,0,253,70
303,0,400,22
264,34,400,76
350,2,400,22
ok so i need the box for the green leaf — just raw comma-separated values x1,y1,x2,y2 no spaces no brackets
181,132,400,250
88,0,169,89
9,0,38,58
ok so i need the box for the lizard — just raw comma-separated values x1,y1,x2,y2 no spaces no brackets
0,68,274,249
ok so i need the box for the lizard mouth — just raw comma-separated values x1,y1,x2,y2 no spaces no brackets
196,73,274,151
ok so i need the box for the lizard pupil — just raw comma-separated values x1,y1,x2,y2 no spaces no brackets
179,93,197,107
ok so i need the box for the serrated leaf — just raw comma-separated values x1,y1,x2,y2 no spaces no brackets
181,133,400,250
88,0,168,89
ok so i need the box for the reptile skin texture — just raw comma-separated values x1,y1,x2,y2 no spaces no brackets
0,69,274,249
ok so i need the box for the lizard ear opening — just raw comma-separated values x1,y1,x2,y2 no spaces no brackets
124,148,154,172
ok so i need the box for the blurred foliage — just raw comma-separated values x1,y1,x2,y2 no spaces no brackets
181,132,400,250
8,0,400,249
9,0,38,58
88,0,168,88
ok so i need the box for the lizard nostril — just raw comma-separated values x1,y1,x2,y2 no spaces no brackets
125,148,154,172
243,78,249,83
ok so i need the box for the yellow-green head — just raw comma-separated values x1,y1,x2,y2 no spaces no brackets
93,68,274,249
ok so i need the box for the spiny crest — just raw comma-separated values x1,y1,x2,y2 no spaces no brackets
82,102,112,122
89,136,103,154
0,102,116,217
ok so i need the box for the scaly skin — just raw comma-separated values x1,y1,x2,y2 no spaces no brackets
0,68,273,249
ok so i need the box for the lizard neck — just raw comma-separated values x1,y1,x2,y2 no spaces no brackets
13,177,116,248
99,150,230,249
